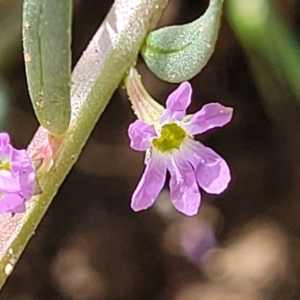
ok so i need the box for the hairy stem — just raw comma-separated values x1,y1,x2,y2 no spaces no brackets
0,0,168,288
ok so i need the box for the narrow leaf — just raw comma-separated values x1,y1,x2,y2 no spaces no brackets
23,0,72,136
142,0,224,83
227,0,300,105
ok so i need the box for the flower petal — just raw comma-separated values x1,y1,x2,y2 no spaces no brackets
0,133,10,151
184,140,231,194
11,148,30,164
128,120,158,151
131,150,167,212
19,163,36,200
161,82,192,124
0,135,11,162
0,194,25,213
183,103,233,135
10,148,30,176
0,170,22,193
168,153,201,216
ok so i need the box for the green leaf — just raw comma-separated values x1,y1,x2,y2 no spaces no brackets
0,0,168,289
23,0,72,136
142,0,224,83
227,0,300,105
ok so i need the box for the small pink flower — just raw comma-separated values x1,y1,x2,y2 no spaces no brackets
128,81,233,216
0,133,36,214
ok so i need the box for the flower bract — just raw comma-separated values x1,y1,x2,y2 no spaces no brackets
127,79,233,216
0,133,36,214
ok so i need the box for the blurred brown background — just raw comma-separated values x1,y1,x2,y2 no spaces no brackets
1,0,300,299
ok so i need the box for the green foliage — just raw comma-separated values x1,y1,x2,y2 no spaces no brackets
227,0,300,104
0,0,168,289
142,0,224,83
22,0,72,135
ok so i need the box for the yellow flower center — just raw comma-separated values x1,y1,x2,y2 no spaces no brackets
0,160,10,171
152,123,186,153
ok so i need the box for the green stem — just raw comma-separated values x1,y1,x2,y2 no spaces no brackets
0,0,168,289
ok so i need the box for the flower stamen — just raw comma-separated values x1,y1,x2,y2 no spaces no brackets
0,160,10,171
153,123,186,152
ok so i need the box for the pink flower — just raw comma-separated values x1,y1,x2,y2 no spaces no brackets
0,133,36,214
128,81,233,216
